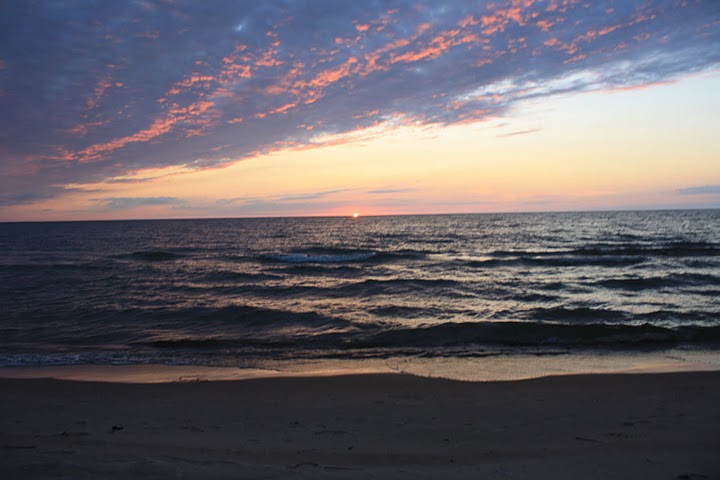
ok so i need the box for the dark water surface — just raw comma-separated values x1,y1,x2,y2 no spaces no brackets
1,210,719,369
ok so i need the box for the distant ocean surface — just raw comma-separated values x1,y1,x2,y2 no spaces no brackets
2,211,720,374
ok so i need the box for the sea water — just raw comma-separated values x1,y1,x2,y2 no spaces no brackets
1,210,719,380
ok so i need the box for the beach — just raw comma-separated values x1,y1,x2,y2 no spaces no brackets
2,371,719,479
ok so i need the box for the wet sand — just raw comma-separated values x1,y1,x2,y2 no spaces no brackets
2,372,719,479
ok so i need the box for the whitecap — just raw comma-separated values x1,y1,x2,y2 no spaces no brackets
269,251,376,264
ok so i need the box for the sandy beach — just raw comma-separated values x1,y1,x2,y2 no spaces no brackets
1,371,719,479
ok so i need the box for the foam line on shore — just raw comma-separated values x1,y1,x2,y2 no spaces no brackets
1,349,719,384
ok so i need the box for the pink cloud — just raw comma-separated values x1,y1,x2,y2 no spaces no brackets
301,56,358,89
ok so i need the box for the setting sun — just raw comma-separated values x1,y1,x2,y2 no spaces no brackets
352,212,359,218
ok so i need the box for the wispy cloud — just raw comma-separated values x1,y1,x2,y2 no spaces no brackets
497,128,542,138
0,191,54,206
367,187,418,195
219,188,352,206
278,188,353,202
0,0,718,207
96,197,182,209
676,185,720,195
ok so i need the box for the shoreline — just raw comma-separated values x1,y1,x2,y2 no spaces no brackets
2,371,719,479
1,347,719,383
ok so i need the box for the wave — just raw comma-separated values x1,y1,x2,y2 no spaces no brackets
174,275,469,300
201,270,284,283
574,242,720,257
523,306,629,323
465,256,646,268
351,322,720,349
276,264,366,276
122,250,186,262
191,304,353,329
0,261,112,271
142,337,225,349
270,252,376,263
133,321,720,353
459,242,720,269
265,249,377,264
262,247,431,265
333,278,465,298
487,242,720,259
501,306,719,326
597,273,720,291
369,305,478,320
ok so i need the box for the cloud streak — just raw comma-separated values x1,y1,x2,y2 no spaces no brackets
677,185,720,195
0,0,718,207
368,187,418,195
96,197,182,209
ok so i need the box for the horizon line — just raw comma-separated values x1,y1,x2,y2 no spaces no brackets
2,206,718,224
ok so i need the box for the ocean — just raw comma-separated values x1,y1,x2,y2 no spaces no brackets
2,210,719,380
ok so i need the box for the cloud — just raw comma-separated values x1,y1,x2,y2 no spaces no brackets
278,188,353,202
213,197,344,217
676,185,720,195
367,187,418,195
0,0,719,207
219,188,352,206
0,191,55,206
497,128,542,138
96,197,182,209
0,186,104,206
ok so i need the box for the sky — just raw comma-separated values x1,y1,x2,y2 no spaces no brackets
0,0,719,221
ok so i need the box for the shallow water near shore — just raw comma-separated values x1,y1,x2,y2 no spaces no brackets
1,348,718,383
1,210,719,377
